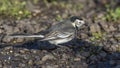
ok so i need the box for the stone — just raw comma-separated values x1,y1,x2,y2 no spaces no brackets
80,33,88,39
2,36,13,43
3,25,14,34
98,22,109,32
90,24,101,33
109,25,116,32
90,55,97,61
115,65,120,68
16,38,24,43
13,27,20,33
81,51,90,57
109,38,117,44
74,58,81,61
118,24,120,31
42,54,55,62
28,60,33,65
99,51,107,58
0,29,4,34
114,33,120,39
110,45,117,52
109,60,116,65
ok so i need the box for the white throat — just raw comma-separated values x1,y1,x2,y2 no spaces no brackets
72,23,76,27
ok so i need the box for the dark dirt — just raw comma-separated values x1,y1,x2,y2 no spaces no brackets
0,0,120,68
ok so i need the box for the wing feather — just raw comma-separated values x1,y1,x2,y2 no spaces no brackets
41,31,73,41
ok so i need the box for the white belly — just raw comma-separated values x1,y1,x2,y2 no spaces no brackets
49,38,73,45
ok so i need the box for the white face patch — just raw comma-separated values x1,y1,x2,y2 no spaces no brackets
74,19,85,28
75,19,81,23
76,19,85,25
71,19,85,28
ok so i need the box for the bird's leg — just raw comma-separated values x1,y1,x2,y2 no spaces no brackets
75,26,78,39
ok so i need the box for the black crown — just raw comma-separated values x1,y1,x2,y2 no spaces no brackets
70,16,82,22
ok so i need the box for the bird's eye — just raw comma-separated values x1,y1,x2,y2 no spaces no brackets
76,22,80,25
79,21,81,24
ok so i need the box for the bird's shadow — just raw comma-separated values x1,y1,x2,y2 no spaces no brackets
12,38,90,51
14,39,57,50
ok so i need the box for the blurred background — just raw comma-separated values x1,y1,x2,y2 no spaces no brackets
0,0,120,68
0,0,120,21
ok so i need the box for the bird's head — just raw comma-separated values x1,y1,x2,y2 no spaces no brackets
70,16,85,29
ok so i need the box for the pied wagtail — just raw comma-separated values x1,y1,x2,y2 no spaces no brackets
9,16,85,47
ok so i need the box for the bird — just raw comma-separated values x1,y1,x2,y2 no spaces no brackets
9,16,85,47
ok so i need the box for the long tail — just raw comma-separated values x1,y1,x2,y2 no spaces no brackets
9,34,44,38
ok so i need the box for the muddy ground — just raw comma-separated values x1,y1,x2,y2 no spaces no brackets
0,0,120,68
